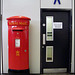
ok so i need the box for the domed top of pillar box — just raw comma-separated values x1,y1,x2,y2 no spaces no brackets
7,16,31,26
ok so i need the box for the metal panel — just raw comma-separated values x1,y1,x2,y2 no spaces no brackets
46,46,53,62
46,16,53,41
43,68,67,73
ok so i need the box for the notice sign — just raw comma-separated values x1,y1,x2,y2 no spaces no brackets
15,39,20,47
53,22,63,29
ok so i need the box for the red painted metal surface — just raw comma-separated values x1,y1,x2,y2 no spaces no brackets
7,16,31,20
7,16,30,70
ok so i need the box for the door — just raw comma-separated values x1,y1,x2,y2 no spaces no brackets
40,9,71,73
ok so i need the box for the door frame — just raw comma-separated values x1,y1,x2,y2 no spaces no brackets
40,9,72,74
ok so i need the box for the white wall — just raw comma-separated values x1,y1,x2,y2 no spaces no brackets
1,0,3,15
2,0,40,73
2,0,74,74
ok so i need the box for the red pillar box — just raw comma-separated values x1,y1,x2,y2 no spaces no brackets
7,16,31,74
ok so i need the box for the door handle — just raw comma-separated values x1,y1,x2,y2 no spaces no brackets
43,34,45,45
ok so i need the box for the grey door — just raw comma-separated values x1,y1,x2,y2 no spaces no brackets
40,9,71,73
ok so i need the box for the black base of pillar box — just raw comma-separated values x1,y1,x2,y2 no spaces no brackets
8,69,30,75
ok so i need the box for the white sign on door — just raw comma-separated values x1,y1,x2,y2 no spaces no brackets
53,22,63,29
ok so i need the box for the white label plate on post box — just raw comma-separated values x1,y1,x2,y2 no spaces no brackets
15,39,20,47
41,0,72,9
53,22,63,29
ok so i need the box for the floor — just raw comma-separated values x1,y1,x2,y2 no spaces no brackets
1,73,75,75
